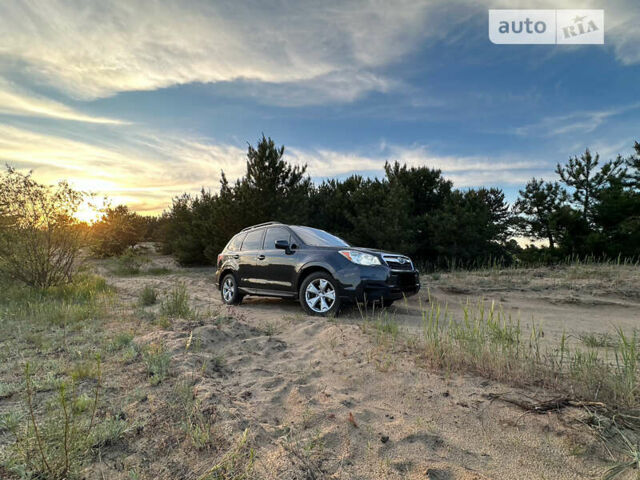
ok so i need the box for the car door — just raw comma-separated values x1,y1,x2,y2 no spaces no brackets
254,226,297,293
237,228,265,289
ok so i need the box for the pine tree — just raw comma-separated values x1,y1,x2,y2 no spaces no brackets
555,148,624,224
514,179,567,249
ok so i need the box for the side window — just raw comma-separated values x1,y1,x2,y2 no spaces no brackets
241,229,264,251
227,233,246,252
263,227,290,250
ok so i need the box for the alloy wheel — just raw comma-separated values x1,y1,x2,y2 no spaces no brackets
222,277,235,302
304,278,336,313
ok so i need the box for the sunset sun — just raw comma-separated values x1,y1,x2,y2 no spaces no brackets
74,198,104,224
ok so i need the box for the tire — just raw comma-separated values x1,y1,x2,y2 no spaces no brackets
220,273,243,305
382,299,395,308
299,272,341,317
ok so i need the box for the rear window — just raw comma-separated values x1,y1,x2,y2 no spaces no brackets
290,226,349,247
226,232,246,252
241,229,264,251
263,227,291,250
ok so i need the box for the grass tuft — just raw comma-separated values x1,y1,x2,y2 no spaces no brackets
197,428,254,480
112,249,146,276
139,285,158,306
160,283,192,319
142,343,171,385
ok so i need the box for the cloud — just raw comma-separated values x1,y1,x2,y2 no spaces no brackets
0,0,637,111
287,144,542,187
0,124,246,213
513,103,640,137
0,0,434,104
0,80,126,124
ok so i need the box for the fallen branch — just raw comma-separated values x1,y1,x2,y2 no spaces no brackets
484,393,606,413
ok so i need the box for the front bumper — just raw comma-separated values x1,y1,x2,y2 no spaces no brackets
337,265,420,302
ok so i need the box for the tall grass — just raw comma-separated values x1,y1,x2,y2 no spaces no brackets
139,285,158,306
360,292,639,411
142,343,171,385
0,274,112,324
361,294,640,475
416,296,639,408
0,275,113,351
160,283,193,319
417,253,640,274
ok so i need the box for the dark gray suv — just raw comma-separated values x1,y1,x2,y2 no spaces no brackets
215,222,420,316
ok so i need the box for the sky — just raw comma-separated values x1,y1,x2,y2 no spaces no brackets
0,0,639,217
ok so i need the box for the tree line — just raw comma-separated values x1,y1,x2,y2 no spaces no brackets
515,144,640,261
1,135,638,287
160,136,640,268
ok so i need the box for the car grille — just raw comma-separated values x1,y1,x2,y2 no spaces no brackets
382,254,414,271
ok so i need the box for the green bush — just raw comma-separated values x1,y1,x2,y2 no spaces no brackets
139,285,158,306
90,205,146,257
0,167,87,287
112,249,146,276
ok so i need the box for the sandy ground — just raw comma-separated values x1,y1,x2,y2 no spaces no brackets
91,253,640,480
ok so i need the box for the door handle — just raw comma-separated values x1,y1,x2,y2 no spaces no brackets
256,254,265,260
233,254,239,259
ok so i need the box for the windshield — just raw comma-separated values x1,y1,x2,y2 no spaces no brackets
291,226,350,247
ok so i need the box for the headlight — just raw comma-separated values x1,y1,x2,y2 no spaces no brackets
339,250,381,266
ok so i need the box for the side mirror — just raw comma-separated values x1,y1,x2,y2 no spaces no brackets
275,239,292,253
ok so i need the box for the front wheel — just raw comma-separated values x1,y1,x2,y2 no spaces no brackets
221,273,243,305
300,272,341,317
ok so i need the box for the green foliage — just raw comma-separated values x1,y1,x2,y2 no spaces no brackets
139,285,158,306
0,166,86,287
142,343,171,385
107,331,135,352
0,360,109,479
514,179,567,249
0,274,111,332
111,249,146,275
161,136,514,269
157,136,639,267
90,205,147,257
555,148,625,223
518,143,640,262
0,273,133,479
160,283,191,318
162,136,311,265
427,188,513,267
172,381,220,450
197,428,254,480
414,297,640,409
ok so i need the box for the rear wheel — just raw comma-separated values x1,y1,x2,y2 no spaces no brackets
221,273,243,305
300,272,340,316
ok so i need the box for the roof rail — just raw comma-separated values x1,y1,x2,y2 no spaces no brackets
241,221,282,232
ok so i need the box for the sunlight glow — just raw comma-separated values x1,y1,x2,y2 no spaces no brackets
74,198,105,224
